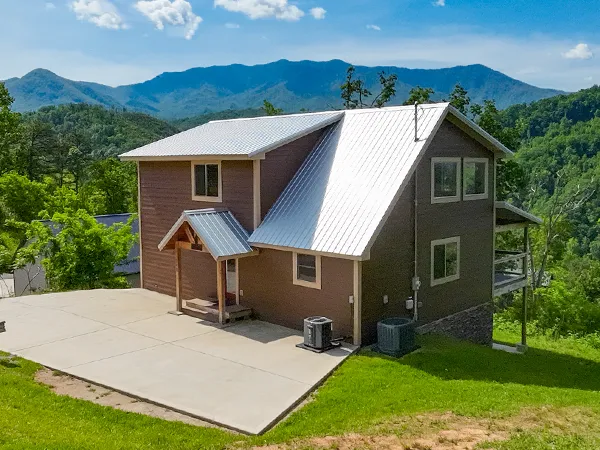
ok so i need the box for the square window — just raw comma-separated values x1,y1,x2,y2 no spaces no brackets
431,237,460,286
431,158,461,203
463,158,489,200
192,162,221,201
293,253,321,289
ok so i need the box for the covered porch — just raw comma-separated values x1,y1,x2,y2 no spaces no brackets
494,201,543,297
494,201,543,349
158,208,259,324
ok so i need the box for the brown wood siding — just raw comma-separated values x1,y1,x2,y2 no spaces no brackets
239,249,354,338
361,177,415,345
260,129,325,219
362,119,494,343
139,160,253,297
415,119,494,322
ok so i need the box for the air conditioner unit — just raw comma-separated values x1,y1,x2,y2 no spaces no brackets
376,317,416,357
303,316,332,350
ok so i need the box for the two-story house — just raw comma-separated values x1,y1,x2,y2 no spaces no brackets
120,103,540,347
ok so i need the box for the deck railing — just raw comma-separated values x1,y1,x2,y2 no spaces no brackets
494,250,528,294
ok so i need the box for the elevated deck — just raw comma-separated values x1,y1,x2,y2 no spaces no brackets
183,298,252,323
494,250,528,296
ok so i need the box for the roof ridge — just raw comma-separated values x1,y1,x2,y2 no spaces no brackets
208,110,344,124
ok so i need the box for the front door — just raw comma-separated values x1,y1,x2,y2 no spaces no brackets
226,259,237,304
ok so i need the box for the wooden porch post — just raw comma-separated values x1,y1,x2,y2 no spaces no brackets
217,260,227,324
521,226,529,348
175,240,182,312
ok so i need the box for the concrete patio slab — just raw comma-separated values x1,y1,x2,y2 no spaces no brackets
120,313,221,342
0,288,355,434
19,328,163,370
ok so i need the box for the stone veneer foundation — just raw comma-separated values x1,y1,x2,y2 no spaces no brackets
416,303,494,345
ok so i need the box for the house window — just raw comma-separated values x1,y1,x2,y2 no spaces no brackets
192,162,221,202
293,252,321,289
463,158,489,200
431,237,460,286
431,157,461,204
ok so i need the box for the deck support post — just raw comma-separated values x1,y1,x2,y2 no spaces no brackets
175,240,182,312
217,260,226,324
520,227,529,350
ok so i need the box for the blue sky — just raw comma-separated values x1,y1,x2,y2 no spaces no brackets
0,0,597,91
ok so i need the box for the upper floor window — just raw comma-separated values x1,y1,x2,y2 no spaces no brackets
463,158,489,200
192,162,221,202
293,252,321,289
431,157,461,204
431,236,460,286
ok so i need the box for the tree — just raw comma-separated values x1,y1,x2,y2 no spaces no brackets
403,86,435,105
22,209,137,291
0,82,21,175
81,158,137,215
448,83,470,115
340,66,397,109
263,100,283,116
527,166,597,289
16,119,56,181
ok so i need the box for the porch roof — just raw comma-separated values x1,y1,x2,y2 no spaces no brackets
495,201,543,229
158,208,255,259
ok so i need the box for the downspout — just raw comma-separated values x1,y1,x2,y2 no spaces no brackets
413,171,419,322
412,101,420,322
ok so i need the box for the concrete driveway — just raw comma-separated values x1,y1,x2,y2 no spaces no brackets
0,289,354,434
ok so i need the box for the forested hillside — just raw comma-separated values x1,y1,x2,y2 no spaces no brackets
492,86,600,337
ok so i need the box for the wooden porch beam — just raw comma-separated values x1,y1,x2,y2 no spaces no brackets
175,240,182,312
521,226,529,348
217,260,227,324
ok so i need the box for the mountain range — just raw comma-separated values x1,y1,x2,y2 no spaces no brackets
4,59,564,119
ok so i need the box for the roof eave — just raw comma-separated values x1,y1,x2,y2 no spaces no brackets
446,105,514,158
119,154,260,162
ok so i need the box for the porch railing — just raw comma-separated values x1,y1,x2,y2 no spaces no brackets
494,250,528,292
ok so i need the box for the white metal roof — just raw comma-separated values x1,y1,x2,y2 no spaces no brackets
159,209,254,259
120,111,343,160
249,104,453,258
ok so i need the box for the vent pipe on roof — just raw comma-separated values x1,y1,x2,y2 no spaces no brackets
414,102,418,142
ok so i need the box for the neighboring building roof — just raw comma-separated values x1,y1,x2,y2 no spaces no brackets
249,104,512,259
159,209,255,259
119,111,343,160
495,201,543,227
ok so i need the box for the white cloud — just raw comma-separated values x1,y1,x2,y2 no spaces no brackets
70,0,127,30
309,7,326,20
45,3,56,10
225,22,240,28
563,43,593,60
135,0,202,40
366,24,381,31
433,0,445,6
214,0,305,21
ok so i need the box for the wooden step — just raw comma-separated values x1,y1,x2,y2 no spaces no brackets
184,300,252,323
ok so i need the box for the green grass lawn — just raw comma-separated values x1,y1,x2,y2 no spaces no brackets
2,326,600,449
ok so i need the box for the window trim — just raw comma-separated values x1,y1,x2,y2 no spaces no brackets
191,161,222,202
431,157,461,204
430,236,461,286
463,157,489,201
292,252,322,290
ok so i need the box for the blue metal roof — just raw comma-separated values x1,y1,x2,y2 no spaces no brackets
159,209,254,259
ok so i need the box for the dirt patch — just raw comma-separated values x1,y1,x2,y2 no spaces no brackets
36,367,215,428
254,407,600,450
